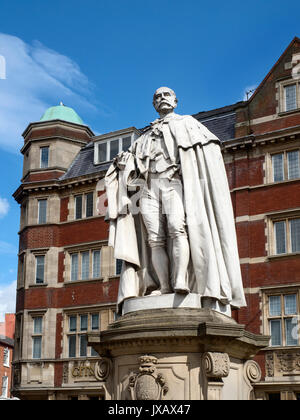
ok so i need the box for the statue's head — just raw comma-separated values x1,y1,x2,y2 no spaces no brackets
153,87,178,116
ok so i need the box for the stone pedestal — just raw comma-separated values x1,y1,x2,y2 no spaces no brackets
88,307,269,400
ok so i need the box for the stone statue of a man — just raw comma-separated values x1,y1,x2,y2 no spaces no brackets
105,87,246,314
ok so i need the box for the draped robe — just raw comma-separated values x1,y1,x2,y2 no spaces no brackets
105,114,246,312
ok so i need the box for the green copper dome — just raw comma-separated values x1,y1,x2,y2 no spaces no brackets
40,103,84,125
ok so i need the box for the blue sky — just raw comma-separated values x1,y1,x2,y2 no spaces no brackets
0,0,300,319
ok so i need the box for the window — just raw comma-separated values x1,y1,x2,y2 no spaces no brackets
91,314,99,330
71,254,79,281
75,193,94,220
32,317,43,359
35,256,45,284
92,250,101,279
95,135,134,164
110,139,119,161
116,259,123,276
285,84,297,112
70,249,102,282
40,146,49,169
75,195,83,220
273,217,300,255
98,142,107,163
3,348,9,367
280,80,300,113
122,136,132,152
271,150,300,182
38,199,47,224
81,252,90,280
1,376,8,398
86,193,94,218
266,292,300,347
67,313,100,358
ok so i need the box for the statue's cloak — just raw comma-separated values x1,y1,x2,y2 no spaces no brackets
105,114,246,312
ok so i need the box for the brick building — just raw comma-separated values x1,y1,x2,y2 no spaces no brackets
0,314,15,399
12,37,300,400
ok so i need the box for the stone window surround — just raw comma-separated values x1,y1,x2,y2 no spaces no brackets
1,375,8,398
261,285,300,349
62,309,102,359
40,144,50,169
265,144,300,184
37,197,48,225
28,310,47,361
29,248,49,287
3,348,10,368
277,78,300,115
74,190,95,220
94,132,136,165
64,241,106,284
266,210,300,257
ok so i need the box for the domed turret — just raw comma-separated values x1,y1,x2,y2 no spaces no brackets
21,103,93,184
40,102,84,125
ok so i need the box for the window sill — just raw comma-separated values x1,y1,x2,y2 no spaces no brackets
278,108,300,117
64,277,104,286
263,345,300,351
268,252,300,261
265,178,300,187
28,283,48,288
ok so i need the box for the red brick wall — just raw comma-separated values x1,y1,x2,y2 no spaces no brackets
0,315,15,339
23,171,65,183
22,279,119,310
60,198,69,222
235,38,300,138
24,125,92,144
19,217,109,251
0,344,13,398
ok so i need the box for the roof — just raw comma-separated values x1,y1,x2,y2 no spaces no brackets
249,36,300,103
0,335,14,347
60,104,238,181
60,142,110,181
40,103,84,125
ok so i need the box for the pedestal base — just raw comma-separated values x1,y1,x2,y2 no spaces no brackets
123,294,232,317
88,308,269,400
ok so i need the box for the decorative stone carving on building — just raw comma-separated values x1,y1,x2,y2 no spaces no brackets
277,352,300,374
63,363,69,384
265,352,274,377
244,360,262,383
128,355,168,400
13,364,21,387
203,352,230,378
95,357,112,382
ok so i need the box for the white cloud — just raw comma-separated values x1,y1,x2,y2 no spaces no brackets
0,280,16,323
0,197,9,218
0,33,97,153
0,240,17,255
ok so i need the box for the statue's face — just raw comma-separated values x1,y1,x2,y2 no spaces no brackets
153,87,177,114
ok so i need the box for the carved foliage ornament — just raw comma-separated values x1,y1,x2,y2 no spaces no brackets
203,352,230,379
129,355,168,401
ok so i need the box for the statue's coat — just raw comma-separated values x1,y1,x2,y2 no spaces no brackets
105,114,246,312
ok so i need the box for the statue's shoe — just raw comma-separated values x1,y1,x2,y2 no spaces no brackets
174,286,190,295
149,289,172,296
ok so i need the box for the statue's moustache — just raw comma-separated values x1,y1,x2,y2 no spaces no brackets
158,100,173,107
